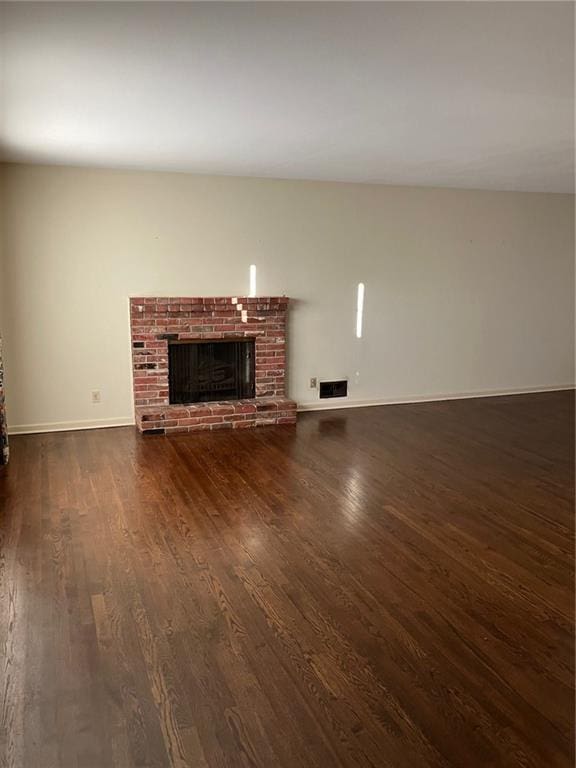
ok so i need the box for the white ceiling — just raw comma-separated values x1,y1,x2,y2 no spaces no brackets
0,2,573,192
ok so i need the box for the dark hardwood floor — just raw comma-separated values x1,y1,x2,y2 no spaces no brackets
0,391,574,768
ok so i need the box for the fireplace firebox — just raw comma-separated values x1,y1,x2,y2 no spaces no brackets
169,339,255,404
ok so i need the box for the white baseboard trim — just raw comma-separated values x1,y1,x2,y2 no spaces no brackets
297,384,575,412
8,416,135,436
6,384,574,433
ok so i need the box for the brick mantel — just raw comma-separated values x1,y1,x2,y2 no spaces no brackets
129,296,296,434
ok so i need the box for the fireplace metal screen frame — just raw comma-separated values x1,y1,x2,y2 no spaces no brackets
168,337,256,405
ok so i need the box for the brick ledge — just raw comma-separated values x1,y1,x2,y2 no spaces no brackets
136,397,297,434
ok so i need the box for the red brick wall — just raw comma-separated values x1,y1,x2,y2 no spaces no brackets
129,296,295,433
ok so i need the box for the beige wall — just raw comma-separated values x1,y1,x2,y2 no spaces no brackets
0,163,574,432
0,168,5,337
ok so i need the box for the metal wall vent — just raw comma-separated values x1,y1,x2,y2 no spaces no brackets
319,380,348,399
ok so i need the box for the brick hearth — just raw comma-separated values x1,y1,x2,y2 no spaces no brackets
129,296,296,434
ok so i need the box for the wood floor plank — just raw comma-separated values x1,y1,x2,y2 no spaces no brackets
0,391,573,767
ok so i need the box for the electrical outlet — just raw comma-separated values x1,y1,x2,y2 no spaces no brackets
91,390,101,404
309,377,317,389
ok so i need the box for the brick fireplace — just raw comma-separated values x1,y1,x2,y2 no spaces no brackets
129,296,296,434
